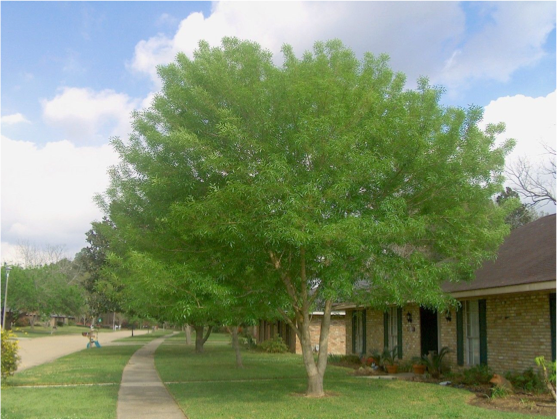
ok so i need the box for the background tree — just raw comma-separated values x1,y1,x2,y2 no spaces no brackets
1,260,85,329
74,218,123,322
507,144,556,207
99,38,515,397
496,187,538,230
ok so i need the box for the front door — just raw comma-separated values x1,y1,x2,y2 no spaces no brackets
420,308,438,357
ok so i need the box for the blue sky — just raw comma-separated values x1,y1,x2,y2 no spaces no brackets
1,1,556,263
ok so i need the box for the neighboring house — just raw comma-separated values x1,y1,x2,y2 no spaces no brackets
336,214,556,373
257,311,347,355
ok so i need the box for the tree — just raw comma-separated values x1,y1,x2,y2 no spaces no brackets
99,38,515,397
507,144,556,207
2,261,85,329
496,187,537,230
74,218,123,320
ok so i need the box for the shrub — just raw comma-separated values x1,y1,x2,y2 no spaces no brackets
505,368,545,393
257,336,289,353
14,317,30,327
328,354,361,365
238,330,256,349
460,364,493,385
421,347,451,378
1,329,20,379
56,321,64,327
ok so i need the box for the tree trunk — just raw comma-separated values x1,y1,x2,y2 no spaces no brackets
301,299,333,397
193,325,213,353
194,325,205,353
229,326,244,368
184,324,192,345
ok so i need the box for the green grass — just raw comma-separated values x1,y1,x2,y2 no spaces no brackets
12,325,125,338
155,341,551,419
112,329,175,342
1,345,141,419
6,345,142,386
1,385,119,419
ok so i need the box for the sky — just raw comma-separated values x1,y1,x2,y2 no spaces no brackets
1,1,556,265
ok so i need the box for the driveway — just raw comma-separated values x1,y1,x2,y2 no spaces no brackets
15,329,149,372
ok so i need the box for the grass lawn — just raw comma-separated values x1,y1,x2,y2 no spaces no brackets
156,339,552,419
1,345,141,419
11,325,125,338
112,328,176,342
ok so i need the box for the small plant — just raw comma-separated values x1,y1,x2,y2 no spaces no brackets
490,385,510,399
381,347,398,367
535,356,556,400
257,336,289,353
1,329,21,379
421,347,451,378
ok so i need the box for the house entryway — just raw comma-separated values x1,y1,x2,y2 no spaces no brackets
420,308,438,357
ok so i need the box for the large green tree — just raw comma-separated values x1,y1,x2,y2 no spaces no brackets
100,38,515,396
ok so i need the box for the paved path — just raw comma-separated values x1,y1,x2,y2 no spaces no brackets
16,329,149,372
117,333,187,419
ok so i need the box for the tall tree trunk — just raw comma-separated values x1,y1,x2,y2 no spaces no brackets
184,324,192,345
228,325,244,368
193,325,213,353
299,300,332,397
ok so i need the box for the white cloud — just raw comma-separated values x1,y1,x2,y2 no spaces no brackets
128,1,554,92
1,135,120,263
482,91,556,164
128,2,465,87
1,113,30,126
482,91,556,213
439,2,555,89
41,87,140,145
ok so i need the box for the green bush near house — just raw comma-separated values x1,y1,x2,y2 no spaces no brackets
505,368,546,393
257,336,289,353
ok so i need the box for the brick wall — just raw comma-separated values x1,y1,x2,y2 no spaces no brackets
442,291,554,373
345,290,555,373
345,305,422,363
295,315,346,355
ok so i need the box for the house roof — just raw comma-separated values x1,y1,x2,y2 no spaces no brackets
443,214,556,295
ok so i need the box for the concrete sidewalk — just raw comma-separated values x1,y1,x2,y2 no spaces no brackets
16,329,149,372
117,334,186,419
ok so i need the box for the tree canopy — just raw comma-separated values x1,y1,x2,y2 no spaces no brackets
99,38,515,396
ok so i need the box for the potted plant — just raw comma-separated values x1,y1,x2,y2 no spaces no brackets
411,356,427,375
422,347,451,379
382,347,399,374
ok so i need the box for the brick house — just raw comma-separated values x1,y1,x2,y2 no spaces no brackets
336,214,556,373
257,311,346,355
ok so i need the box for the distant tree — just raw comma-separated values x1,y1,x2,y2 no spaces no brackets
99,38,515,396
496,187,538,230
1,260,85,329
74,218,122,320
507,144,556,207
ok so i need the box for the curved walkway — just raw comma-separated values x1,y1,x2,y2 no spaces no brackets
16,329,149,372
117,333,187,419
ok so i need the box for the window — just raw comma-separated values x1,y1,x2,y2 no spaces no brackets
388,307,399,351
352,310,366,355
464,300,480,366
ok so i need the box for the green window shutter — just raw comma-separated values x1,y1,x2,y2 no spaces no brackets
550,293,556,362
383,312,389,350
479,299,488,366
397,307,403,359
362,310,367,354
456,304,464,366
351,311,356,354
